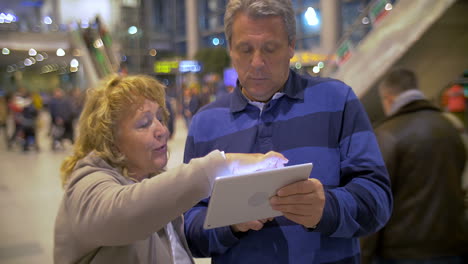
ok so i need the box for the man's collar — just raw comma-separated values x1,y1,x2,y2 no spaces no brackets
230,69,304,113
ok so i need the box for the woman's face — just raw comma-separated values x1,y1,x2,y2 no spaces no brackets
115,99,169,180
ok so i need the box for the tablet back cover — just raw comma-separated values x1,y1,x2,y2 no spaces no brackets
203,163,313,229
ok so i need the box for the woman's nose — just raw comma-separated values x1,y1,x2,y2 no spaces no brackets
153,120,169,139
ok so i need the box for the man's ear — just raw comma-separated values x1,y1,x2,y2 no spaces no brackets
289,39,296,59
229,44,234,58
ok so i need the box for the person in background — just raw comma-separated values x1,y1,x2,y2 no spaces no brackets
70,87,85,120
0,91,9,147
199,84,212,107
30,91,43,150
48,88,65,150
188,85,202,120
165,95,176,139
53,74,287,264
444,83,466,126
183,0,392,263
7,88,28,150
59,90,77,145
19,95,39,152
360,68,468,264
182,87,193,129
31,91,43,111
48,88,76,150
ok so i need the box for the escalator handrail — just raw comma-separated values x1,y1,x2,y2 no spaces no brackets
323,0,399,77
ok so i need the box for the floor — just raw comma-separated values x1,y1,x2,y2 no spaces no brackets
0,112,210,264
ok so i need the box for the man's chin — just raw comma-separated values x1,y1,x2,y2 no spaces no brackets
245,86,277,99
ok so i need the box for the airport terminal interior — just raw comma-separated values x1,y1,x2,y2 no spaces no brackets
0,0,467,263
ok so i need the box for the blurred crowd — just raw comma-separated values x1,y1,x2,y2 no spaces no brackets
0,86,84,152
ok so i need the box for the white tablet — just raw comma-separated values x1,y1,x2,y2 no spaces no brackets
203,162,313,229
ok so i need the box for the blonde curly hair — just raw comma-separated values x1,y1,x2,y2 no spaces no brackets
60,74,169,187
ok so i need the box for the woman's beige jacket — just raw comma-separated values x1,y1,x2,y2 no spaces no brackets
54,150,229,264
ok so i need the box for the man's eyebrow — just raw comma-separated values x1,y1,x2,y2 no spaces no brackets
264,39,282,45
234,40,280,47
234,41,250,46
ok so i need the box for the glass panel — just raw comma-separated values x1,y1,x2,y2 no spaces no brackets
302,36,320,50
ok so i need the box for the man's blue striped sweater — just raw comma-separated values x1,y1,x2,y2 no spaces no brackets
183,70,392,264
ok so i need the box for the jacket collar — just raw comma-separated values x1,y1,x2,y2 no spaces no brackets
383,99,440,123
230,69,304,113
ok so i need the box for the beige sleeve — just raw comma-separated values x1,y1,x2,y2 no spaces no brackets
65,150,228,246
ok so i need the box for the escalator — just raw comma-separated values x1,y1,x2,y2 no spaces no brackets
0,16,118,91
323,0,468,123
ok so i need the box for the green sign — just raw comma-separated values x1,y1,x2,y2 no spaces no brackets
154,61,179,74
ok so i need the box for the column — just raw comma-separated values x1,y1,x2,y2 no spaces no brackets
320,0,341,54
185,0,199,60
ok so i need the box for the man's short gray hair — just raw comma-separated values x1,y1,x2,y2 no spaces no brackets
379,68,419,96
224,0,296,46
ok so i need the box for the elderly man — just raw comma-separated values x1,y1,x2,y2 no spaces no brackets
361,68,468,264
183,0,393,263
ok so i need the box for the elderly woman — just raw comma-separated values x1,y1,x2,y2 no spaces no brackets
54,75,287,264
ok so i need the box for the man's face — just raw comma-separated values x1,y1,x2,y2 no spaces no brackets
229,13,295,102
379,85,394,116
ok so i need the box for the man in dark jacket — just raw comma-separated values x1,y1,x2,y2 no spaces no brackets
361,68,468,264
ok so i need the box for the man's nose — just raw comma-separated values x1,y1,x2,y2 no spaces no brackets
251,50,265,68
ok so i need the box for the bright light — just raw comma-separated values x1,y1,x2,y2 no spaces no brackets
81,19,89,28
385,3,393,11
29,48,37,56
40,66,49,74
295,62,302,69
2,48,10,55
0,13,16,23
56,48,65,56
44,16,52,25
70,66,78,72
313,66,320,73
362,17,370,25
0,13,16,24
179,60,201,73
212,37,220,46
305,7,319,26
36,54,44,61
318,61,324,69
24,58,33,66
128,26,138,35
70,58,79,67
5,13,14,23
93,39,104,48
